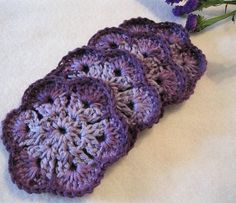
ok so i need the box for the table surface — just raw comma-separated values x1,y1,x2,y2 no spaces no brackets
1,1,236,203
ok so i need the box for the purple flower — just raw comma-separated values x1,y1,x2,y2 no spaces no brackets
185,10,236,33
166,0,183,5
172,0,200,16
185,14,198,32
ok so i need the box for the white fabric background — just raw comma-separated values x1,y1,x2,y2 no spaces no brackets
1,1,236,203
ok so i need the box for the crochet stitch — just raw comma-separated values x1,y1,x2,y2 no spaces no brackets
47,46,104,78
119,17,157,34
2,76,130,197
155,22,191,48
119,18,190,49
130,33,187,104
88,28,187,105
142,52,187,104
88,27,133,51
172,44,207,99
48,47,162,131
119,18,207,100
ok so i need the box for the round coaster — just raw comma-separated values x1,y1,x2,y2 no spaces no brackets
2,77,129,197
48,47,162,132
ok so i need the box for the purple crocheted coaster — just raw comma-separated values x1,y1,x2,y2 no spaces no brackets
2,77,129,197
119,18,190,49
47,47,162,132
88,28,187,105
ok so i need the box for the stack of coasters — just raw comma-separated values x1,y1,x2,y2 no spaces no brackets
89,17,207,102
1,17,207,197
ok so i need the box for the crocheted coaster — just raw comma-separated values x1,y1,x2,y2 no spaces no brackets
88,28,187,105
47,47,162,132
2,77,129,197
119,18,190,50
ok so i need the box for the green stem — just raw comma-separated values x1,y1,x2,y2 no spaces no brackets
197,10,236,31
224,0,236,3
200,0,236,9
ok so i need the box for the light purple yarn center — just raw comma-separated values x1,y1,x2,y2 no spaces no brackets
50,48,161,130
15,92,119,179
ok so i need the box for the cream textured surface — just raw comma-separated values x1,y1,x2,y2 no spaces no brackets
1,1,236,203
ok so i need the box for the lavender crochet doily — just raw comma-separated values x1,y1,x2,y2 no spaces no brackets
48,47,162,131
2,76,130,197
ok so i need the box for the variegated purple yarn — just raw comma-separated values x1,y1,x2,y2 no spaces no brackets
88,28,187,105
155,22,190,48
130,33,187,104
88,27,132,51
1,17,208,198
142,52,187,105
172,44,207,80
2,77,129,197
47,46,104,78
130,32,171,59
120,18,204,86
119,17,157,34
48,47,162,132
172,44,207,99
119,18,190,49
119,17,207,100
